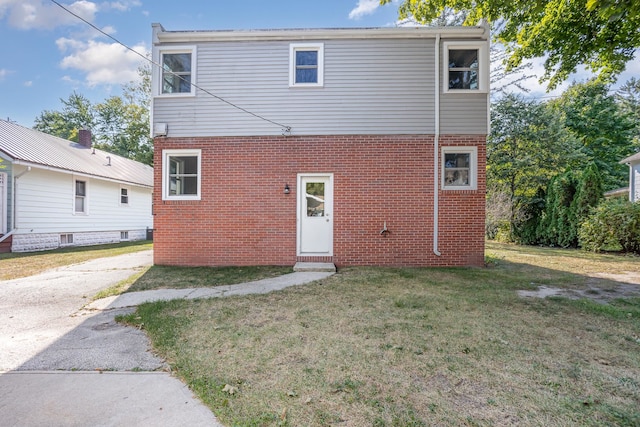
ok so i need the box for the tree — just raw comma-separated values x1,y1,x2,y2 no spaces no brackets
382,0,640,89
616,78,640,148
549,80,635,190
487,94,581,240
32,65,153,165
538,170,580,247
34,92,95,141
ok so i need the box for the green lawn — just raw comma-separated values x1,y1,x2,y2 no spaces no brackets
0,241,152,281
120,243,640,426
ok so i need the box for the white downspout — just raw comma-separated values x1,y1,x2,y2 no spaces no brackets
433,33,442,257
12,166,31,230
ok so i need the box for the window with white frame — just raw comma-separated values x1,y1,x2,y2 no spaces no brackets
443,41,488,93
158,46,196,95
442,146,478,190
120,187,129,205
75,179,87,213
162,149,202,200
289,43,324,87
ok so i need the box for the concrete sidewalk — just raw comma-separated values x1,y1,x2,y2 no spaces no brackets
86,270,336,311
0,251,334,427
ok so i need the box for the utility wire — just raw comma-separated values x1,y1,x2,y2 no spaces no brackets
50,0,292,133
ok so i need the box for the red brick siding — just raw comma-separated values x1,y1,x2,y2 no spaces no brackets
153,134,485,267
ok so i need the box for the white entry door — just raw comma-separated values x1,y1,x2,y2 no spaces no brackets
298,174,333,255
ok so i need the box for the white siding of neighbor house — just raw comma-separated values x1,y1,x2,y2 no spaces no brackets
154,38,444,137
632,162,640,202
12,165,152,237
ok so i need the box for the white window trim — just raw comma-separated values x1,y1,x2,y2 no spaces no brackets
73,178,88,215
289,43,324,88
153,45,197,97
120,186,130,206
442,41,489,94
162,149,202,201
441,146,478,191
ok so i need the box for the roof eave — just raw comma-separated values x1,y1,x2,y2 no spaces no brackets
154,25,489,44
12,159,153,189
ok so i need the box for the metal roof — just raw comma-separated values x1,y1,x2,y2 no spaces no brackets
0,120,153,188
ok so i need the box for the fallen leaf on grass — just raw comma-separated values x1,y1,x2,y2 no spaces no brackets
222,384,238,395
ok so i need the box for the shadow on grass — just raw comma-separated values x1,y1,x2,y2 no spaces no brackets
124,265,293,292
0,240,152,261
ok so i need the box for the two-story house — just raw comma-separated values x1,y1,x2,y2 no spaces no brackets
151,24,489,268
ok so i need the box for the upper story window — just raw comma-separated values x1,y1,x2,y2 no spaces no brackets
155,46,197,96
441,146,478,190
443,41,488,93
289,43,324,87
75,179,87,213
162,149,201,201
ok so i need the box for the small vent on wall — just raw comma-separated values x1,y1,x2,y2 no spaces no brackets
60,234,74,245
120,231,129,241
153,123,168,137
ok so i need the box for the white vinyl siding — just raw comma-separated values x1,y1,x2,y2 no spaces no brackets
153,39,437,136
12,166,152,234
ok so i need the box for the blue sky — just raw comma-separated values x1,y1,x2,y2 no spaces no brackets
0,0,400,127
1,0,638,128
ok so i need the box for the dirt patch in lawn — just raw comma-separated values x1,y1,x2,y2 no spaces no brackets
519,270,640,303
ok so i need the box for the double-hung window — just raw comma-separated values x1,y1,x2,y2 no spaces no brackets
443,42,488,93
162,149,201,201
75,180,87,213
442,147,478,190
156,46,197,96
120,187,129,205
289,43,324,87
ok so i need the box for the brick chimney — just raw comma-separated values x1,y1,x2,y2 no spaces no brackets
78,129,92,148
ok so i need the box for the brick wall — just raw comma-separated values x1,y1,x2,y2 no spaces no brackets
153,134,485,267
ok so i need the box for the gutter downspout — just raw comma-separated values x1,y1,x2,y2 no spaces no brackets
433,33,442,257
12,166,31,231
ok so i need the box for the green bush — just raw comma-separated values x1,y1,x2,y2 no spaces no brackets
579,199,640,253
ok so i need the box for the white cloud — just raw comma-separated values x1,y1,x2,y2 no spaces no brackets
57,38,146,86
349,0,380,20
0,69,9,80
23,80,33,87
1,0,97,30
100,1,141,12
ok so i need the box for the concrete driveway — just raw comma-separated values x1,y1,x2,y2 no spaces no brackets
0,250,222,426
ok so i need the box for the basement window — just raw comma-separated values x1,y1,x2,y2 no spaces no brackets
60,234,74,245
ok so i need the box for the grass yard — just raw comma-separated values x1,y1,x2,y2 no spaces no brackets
0,240,152,281
121,243,640,426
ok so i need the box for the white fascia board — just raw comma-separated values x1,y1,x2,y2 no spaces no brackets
11,160,153,189
155,26,489,44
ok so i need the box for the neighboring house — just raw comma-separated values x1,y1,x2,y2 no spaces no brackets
151,24,489,267
620,151,640,202
0,120,153,253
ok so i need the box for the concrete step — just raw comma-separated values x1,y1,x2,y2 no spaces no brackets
293,262,336,273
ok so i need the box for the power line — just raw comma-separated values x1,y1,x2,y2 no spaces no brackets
49,0,292,134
